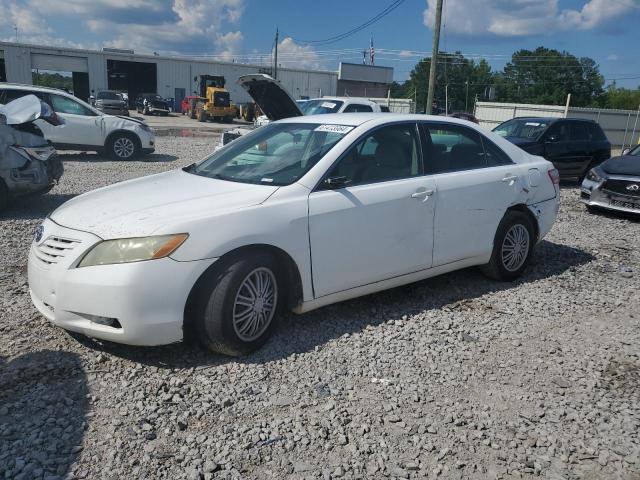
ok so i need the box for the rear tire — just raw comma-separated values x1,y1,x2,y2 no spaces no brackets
194,252,283,356
106,132,140,160
481,211,535,281
197,110,207,122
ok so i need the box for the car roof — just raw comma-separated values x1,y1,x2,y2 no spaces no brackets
511,116,596,124
0,82,69,95
309,97,378,105
277,113,481,127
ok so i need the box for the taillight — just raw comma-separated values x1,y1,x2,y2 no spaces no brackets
547,168,560,185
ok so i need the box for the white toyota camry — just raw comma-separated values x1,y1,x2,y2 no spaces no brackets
28,114,560,355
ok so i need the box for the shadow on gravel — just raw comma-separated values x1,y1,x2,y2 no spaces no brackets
68,239,595,369
0,350,88,479
0,194,77,221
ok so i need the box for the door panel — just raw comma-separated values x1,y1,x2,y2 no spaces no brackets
308,177,436,297
432,166,525,266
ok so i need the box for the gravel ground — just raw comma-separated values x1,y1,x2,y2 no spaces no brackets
1,137,639,480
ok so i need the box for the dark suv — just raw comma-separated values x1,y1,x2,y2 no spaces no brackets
493,117,611,180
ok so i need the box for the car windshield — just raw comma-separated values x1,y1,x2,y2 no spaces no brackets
187,123,351,186
97,91,120,100
628,144,640,156
300,99,344,115
493,119,550,139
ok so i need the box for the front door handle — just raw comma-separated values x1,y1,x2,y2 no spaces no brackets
411,189,434,199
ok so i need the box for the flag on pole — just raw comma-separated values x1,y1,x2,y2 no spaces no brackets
363,50,367,65
369,36,375,66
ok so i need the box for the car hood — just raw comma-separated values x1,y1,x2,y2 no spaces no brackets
237,74,303,121
50,169,279,239
601,155,640,176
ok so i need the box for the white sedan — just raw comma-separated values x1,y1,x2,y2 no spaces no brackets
28,114,560,356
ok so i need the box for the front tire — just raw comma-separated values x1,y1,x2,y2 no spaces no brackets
106,133,140,160
481,211,535,281
194,253,282,356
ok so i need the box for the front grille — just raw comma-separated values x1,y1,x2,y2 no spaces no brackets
34,236,81,265
603,179,640,198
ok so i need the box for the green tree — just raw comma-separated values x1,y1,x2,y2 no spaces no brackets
602,83,640,110
32,71,73,92
499,47,604,107
398,52,498,113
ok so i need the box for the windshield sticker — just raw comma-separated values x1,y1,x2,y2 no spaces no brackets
525,122,541,126
314,125,354,134
260,177,274,183
320,102,337,109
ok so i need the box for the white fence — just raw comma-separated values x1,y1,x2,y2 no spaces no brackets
369,97,415,114
474,101,640,148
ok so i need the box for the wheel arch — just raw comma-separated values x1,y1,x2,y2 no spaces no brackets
105,129,141,149
506,204,539,242
182,243,304,342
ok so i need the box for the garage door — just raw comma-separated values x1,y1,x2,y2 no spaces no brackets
31,54,88,73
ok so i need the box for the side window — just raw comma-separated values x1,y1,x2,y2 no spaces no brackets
50,94,94,116
569,122,589,141
481,137,514,167
327,123,422,186
423,123,486,173
343,104,373,113
545,122,569,142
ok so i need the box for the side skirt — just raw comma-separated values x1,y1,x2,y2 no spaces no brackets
292,255,489,314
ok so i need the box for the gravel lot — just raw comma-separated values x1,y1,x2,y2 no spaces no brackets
1,136,639,480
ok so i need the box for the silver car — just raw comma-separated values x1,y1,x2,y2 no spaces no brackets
581,144,640,214
92,90,129,116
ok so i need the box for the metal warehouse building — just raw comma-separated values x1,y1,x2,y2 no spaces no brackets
0,41,338,109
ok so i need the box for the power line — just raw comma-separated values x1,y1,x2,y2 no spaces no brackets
290,0,406,46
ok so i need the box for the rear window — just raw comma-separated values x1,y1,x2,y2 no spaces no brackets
0,88,46,105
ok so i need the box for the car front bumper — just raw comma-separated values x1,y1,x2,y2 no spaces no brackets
28,218,216,346
581,176,640,215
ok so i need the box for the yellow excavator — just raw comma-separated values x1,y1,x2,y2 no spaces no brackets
194,75,237,123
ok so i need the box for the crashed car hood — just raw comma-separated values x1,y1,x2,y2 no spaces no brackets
50,169,278,239
601,155,640,176
237,74,303,121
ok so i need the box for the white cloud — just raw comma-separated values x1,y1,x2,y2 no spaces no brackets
1,0,245,57
607,54,619,61
424,0,637,36
274,37,324,70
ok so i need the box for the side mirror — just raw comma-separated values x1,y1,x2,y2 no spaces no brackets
324,176,352,189
622,148,630,156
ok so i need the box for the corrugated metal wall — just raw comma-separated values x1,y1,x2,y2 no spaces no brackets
475,101,640,148
1,42,337,106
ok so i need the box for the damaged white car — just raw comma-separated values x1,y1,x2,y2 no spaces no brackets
0,84,155,160
0,95,64,211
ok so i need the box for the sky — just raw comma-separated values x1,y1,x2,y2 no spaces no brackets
0,0,638,88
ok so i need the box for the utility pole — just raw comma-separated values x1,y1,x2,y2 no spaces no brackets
14,25,18,42
465,80,469,112
425,0,443,115
273,28,279,80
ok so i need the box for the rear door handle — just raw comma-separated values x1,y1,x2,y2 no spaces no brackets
502,175,518,184
411,189,434,199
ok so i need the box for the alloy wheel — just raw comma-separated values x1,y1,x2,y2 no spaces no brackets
501,224,530,272
113,137,135,159
232,267,278,342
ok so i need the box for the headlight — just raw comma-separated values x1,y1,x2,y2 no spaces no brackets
77,234,188,268
586,168,603,182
